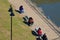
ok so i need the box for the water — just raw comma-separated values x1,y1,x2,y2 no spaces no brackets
38,2,60,27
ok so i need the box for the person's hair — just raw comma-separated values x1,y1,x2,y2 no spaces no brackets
39,28,41,30
20,5,23,7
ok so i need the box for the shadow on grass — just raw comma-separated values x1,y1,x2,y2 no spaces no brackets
23,21,30,26
31,31,42,40
31,31,38,36
15,10,21,14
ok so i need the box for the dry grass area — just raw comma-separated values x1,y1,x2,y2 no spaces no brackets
0,0,35,40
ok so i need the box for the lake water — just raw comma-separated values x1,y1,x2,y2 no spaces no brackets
38,2,60,27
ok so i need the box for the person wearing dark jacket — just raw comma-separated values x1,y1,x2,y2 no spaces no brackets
19,5,24,13
42,33,48,40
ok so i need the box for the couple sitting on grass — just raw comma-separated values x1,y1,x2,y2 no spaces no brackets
35,27,48,40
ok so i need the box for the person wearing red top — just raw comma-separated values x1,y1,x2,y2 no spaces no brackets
37,28,42,36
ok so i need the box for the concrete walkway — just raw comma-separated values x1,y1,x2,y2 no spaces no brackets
8,0,59,40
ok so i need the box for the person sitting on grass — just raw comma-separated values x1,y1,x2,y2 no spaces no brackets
37,28,43,37
19,5,24,13
37,28,48,40
42,33,48,40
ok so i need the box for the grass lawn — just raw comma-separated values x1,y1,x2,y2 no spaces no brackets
0,0,35,40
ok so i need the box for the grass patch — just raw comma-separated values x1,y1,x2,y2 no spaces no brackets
0,0,35,40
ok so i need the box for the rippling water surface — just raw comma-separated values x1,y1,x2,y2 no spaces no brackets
38,3,60,27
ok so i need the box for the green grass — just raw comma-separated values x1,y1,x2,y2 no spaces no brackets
0,0,35,40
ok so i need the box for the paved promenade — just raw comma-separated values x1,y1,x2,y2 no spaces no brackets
8,0,59,40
